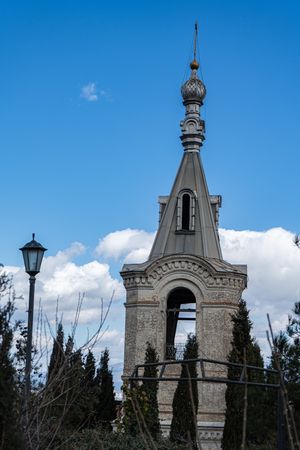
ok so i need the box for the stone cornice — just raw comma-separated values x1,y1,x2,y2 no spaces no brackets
121,254,247,291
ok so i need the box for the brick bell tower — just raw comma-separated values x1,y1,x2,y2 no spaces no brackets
121,26,247,446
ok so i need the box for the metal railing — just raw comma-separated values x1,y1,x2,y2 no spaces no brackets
130,356,279,389
128,357,284,449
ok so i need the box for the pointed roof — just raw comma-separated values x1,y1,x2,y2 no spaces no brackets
149,150,222,260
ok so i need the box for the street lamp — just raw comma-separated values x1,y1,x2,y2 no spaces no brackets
20,233,47,399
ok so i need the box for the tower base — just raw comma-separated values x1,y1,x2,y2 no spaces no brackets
160,420,223,449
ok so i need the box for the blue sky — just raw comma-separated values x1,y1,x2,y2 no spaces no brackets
1,0,300,266
1,0,300,386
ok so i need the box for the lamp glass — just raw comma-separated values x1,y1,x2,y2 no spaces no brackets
20,235,47,276
25,248,44,274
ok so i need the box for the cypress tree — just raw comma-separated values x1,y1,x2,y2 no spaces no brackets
46,328,85,434
85,349,96,385
275,302,300,438
287,302,300,433
65,349,86,429
95,348,116,429
45,322,67,435
141,342,160,439
0,271,23,449
65,334,74,360
48,322,65,382
286,301,300,384
82,349,98,428
222,299,266,450
123,343,160,439
170,334,198,448
122,381,148,437
47,332,87,434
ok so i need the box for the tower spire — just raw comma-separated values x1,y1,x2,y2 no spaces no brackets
149,26,222,261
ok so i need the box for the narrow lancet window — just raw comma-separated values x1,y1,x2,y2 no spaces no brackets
182,194,190,230
177,190,196,231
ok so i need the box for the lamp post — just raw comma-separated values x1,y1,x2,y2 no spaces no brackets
20,234,47,400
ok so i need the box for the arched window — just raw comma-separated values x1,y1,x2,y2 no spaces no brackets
182,194,190,230
166,287,196,360
176,190,196,231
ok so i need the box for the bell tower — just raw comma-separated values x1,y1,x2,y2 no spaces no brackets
121,26,247,444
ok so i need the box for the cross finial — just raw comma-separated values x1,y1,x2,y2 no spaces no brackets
194,21,198,61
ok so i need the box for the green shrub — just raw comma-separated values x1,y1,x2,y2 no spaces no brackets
60,428,186,450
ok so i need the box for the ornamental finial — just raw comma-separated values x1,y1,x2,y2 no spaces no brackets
181,23,206,105
180,23,206,151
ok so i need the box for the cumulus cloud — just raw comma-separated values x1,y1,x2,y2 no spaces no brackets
96,228,156,263
80,82,98,102
96,226,300,357
220,227,300,355
5,226,300,388
10,243,124,326
6,242,126,386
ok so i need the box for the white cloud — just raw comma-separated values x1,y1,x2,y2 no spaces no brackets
96,228,156,263
4,226,300,389
8,227,299,348
220,227,300,356
80,83,112,102
80,82,98,102
96,226,300,358
9,243,125,326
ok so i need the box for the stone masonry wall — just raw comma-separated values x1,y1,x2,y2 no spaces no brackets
122,255,247,429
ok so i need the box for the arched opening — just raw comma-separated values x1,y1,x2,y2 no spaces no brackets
182,193,190,230
166,287,196,359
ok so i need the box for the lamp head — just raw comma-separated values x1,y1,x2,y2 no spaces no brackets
20,233,47,276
